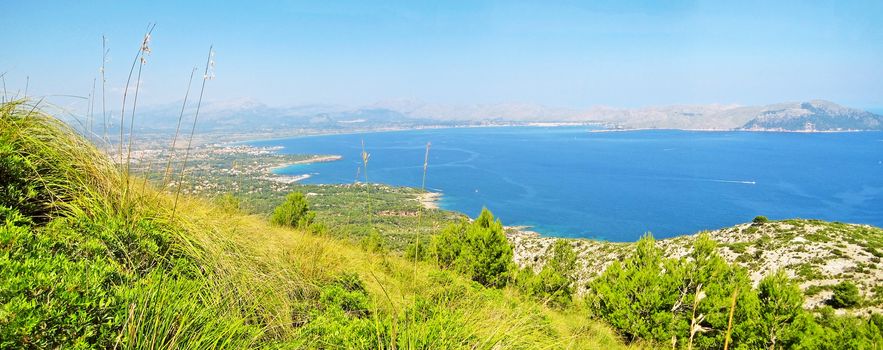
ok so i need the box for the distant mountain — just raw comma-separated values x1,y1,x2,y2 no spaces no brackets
131,99,452,134
739,100,883,131
119,98,881,134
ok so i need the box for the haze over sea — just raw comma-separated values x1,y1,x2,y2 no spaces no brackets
250,127,883,241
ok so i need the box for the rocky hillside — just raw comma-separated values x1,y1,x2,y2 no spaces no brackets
739,100,883,131
509,219,883,314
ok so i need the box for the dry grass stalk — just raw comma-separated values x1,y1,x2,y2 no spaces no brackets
173,46,214,215
723,287,739,350
160,67,198,189
687,284,707,350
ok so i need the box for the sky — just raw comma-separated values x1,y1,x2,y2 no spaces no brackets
1,0,882,110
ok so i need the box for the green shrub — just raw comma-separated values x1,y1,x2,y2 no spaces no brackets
517,240,578,308
428,208,513,288
830,281,861,308
0,142,48,220
753,215,769,225
270,192,315,228
590,233,759,348
749,270,806,348
428,221,466,269
457,208,513,288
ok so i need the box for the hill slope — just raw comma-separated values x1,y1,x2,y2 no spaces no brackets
739,100,883,131
509,219,883,313
0,100,627,348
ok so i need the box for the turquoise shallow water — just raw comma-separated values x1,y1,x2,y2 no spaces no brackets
248,127,883,241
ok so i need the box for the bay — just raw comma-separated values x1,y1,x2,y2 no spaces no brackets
248,127,883,241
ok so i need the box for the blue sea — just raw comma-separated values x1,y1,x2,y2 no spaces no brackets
248,127,883,241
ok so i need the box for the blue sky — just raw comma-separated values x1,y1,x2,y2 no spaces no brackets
1,0,881,110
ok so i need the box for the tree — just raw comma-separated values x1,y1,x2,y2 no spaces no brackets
589,234,683,342
590,233,759,348
756,270,804,349
830,281,861,308
428,221,466,269
428,208,514,288
457,208,513,288
682,234,755,349
270,192,315,228
753,216,769,225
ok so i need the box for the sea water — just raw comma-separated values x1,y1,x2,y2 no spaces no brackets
248,127,883,241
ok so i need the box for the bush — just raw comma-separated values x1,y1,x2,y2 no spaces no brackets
753,215,769,225
830,281,861,308
517,240,578,308
428,208,513,288
270,192,315,228
589,233,759,348
428,221,466,269
750,270,806,348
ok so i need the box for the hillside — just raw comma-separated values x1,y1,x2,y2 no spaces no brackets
509,219,883,313
0,100,626,348
6,100,883,348
739,100,883,131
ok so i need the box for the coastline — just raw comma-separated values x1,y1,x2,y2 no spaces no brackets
227,123,881,148
417,191,442,210
231,123,600,145
591,127,876,133
269,155,343,173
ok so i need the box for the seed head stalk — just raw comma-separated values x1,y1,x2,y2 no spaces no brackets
161,67,198,189
410,142,431,346
360,139,372,230
414,142,431,277
119,24,155,169
173,45,215,216
119,24,154,207
101,35,109,143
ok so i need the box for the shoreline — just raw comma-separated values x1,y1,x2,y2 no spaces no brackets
220,124,883,148
231,123,602,144
591,127,876,134
269,155,343,173
417,191,442,210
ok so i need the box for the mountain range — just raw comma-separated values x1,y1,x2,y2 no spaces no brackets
129,99,883,133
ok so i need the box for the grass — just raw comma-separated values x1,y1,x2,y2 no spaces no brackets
1,99,632,348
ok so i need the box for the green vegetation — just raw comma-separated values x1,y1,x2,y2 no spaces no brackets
516,239,578,308
831,281,862,308
270,191,315,229
753,215,769,225
6,99,883,348
589,233,883,348
1,100,629,348
426,208,513,288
